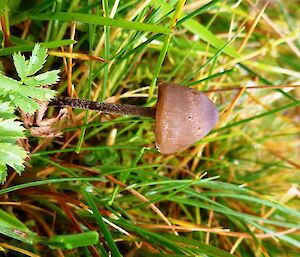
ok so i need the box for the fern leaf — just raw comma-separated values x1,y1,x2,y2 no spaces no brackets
20,86,57,101
24,70,60,87
13,52,28,81
10,92,40,114
0,73,23,93
0,101,16,119
0,100,27,184
0,118,24,140
27,44,48,76
0,143,27,178
0,43,59,184
0,73,57,113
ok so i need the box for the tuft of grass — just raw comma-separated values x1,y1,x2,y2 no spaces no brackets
0,1,299,256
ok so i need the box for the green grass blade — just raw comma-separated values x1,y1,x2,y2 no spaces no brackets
0,40,76,56
148,0,186,100
82,189,122,257
0,177,106,195
180,28,242,85
29,12,171,34
166,234,236,257
150,0,239,58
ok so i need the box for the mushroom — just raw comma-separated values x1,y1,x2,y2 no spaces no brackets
155,83,218,154
49,82,218,154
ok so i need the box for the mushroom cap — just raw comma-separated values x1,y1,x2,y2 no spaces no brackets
155,83,218,154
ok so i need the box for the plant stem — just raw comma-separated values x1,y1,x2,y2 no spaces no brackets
49,96,156,118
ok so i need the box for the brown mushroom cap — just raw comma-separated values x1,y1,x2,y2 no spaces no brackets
155,83,218,154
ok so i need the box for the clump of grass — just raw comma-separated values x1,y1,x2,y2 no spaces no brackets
0,1,299,256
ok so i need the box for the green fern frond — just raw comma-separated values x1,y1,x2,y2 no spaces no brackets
0,43,59,184
0,100,27,184
24,70,60,87
27,43,48,76
13,51,28,81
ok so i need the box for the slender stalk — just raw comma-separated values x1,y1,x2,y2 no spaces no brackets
49,96,156,118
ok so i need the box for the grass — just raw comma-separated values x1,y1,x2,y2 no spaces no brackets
1,0,300,256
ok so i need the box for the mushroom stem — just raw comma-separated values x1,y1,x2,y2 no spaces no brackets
49,96,156,118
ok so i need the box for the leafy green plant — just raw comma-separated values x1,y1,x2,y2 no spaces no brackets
0,44,58,184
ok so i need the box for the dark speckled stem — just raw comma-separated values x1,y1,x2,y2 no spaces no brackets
49,96,156,118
